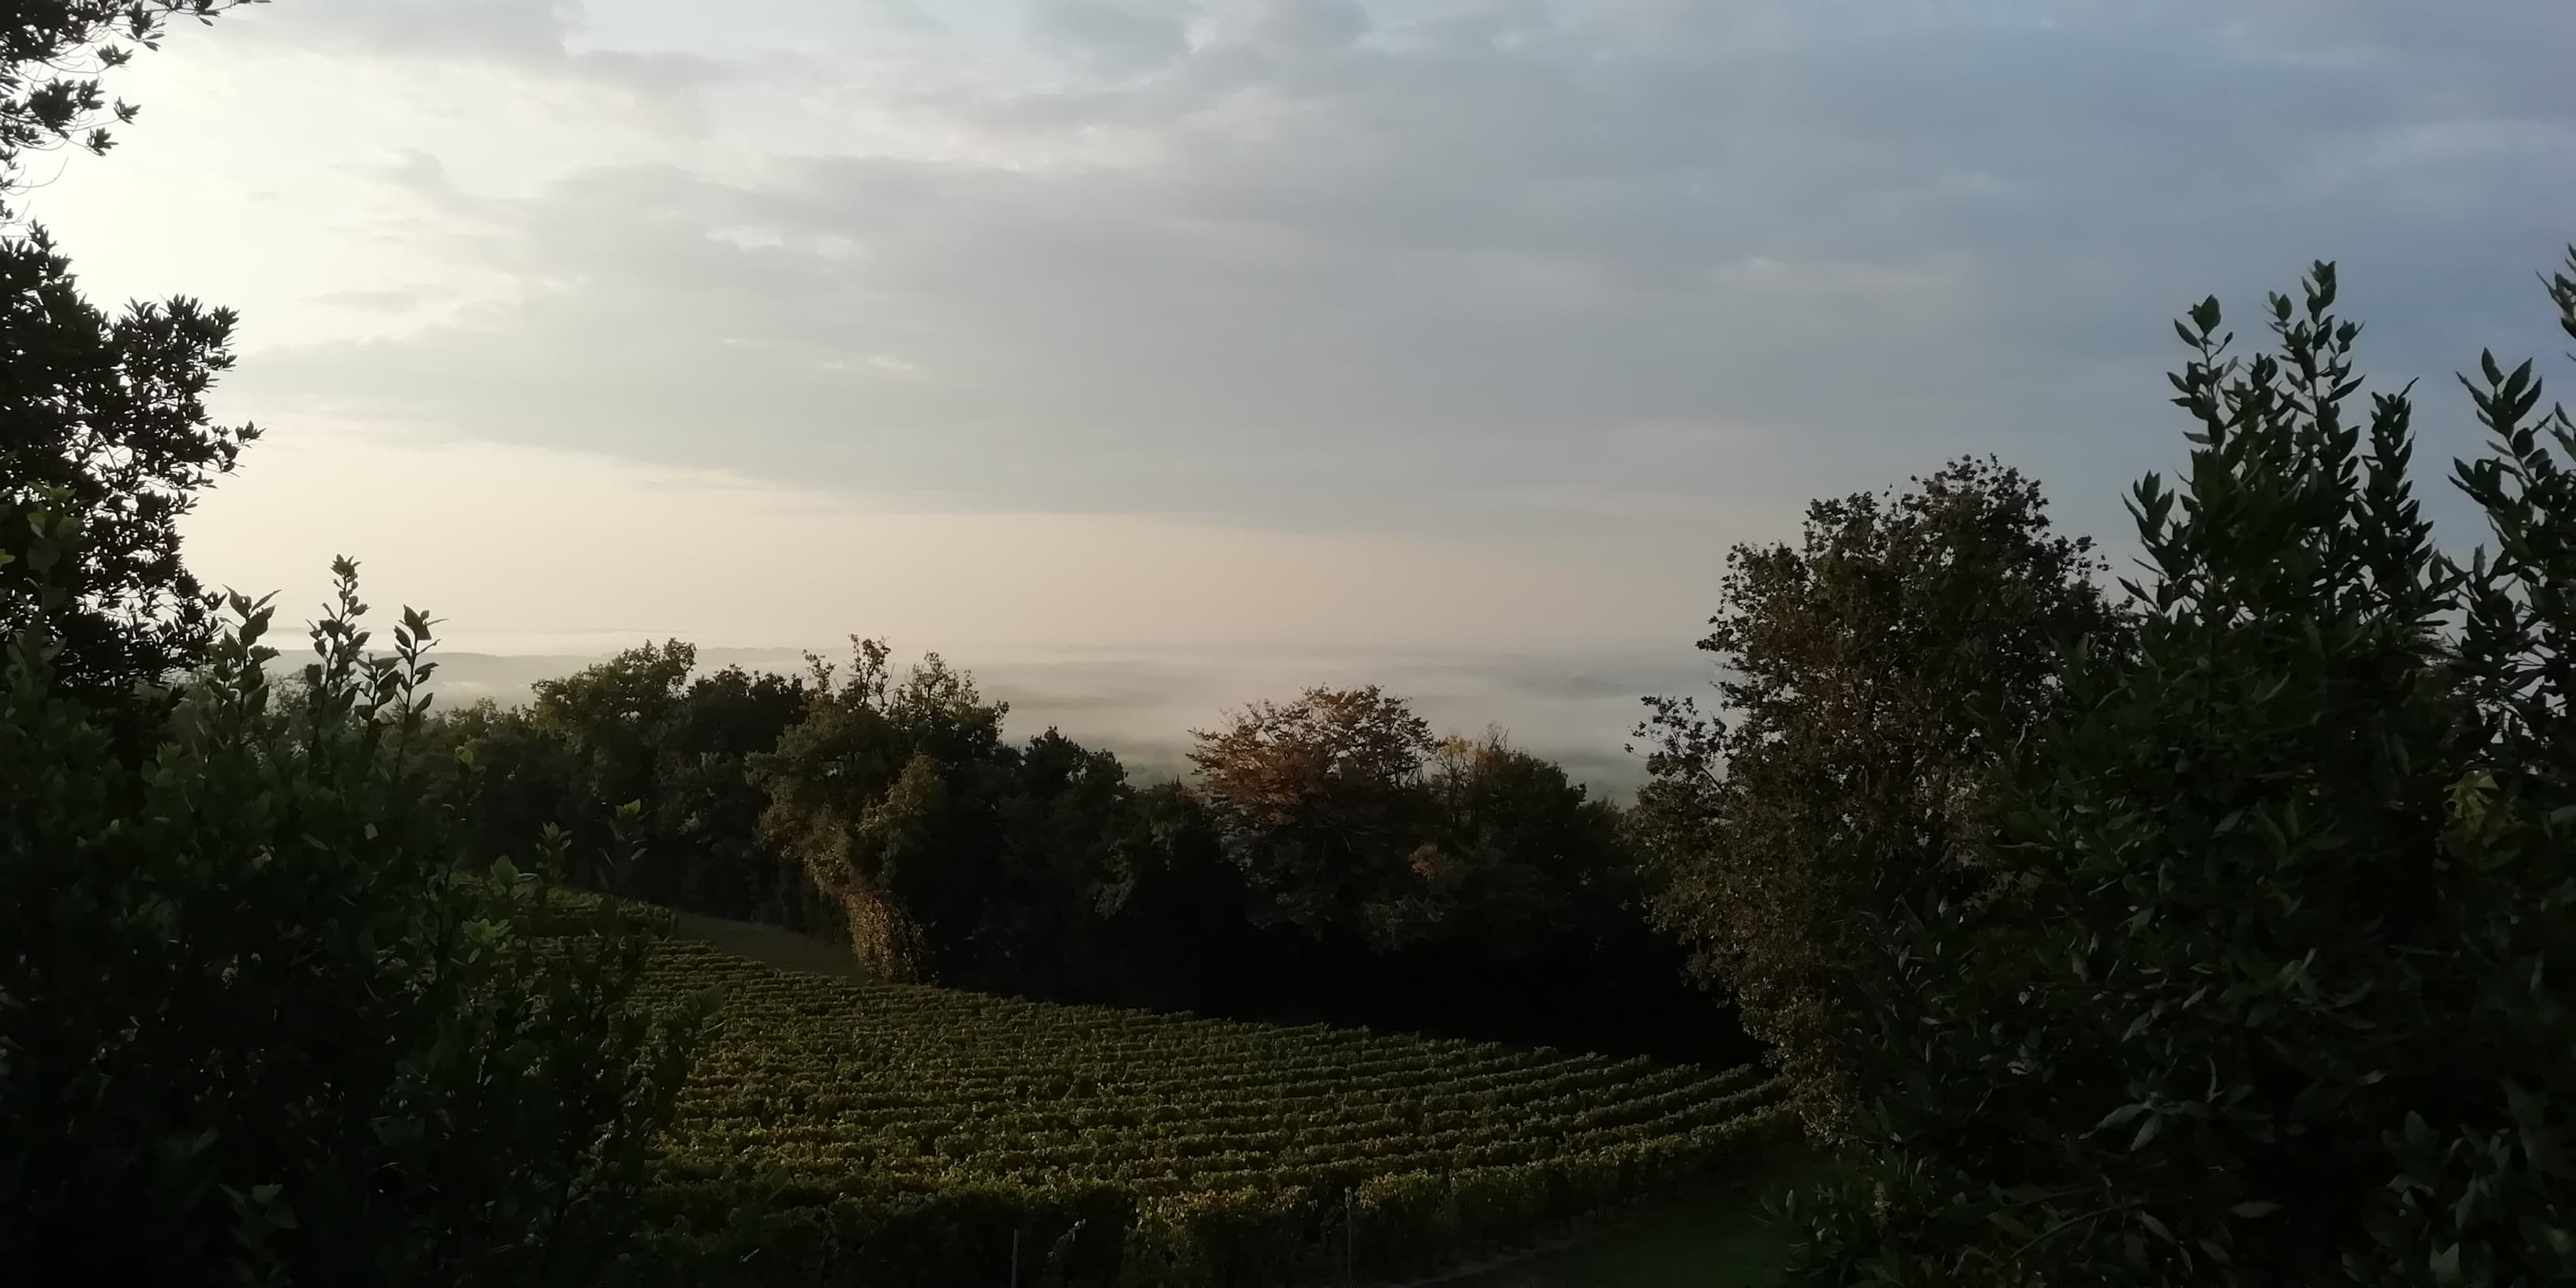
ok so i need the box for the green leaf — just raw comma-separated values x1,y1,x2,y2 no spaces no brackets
2405,1111,2436,1151
2132,1114,2162,1150
2093,1103,2150,1133
2230,1200,2282,1219
2431,1242,2462,1284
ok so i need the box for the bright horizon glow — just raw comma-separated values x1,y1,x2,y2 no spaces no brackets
182,417,1730,661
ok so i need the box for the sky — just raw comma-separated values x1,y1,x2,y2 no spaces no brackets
18,0,2576,787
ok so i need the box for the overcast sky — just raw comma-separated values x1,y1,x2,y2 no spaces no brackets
22,0,2576,677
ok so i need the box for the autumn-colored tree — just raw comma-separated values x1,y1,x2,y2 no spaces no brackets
1188,684,1439,945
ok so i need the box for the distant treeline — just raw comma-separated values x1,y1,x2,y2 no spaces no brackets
391,637,1757,1067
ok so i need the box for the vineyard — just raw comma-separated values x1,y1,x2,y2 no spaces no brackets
623,933,1801,1286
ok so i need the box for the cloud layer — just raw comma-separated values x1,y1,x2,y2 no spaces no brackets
30,0,2576,659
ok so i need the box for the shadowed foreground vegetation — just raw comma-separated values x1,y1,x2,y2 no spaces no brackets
5,6,2574,1286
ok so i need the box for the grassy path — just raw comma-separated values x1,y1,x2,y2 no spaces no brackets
668,910,868,980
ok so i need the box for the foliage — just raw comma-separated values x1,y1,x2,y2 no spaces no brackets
421,631,1712,1060
492,642,825,919
1781,254,2576,1286
750,636,1144,990
985,727,1153,993
648,662,824,921
412,695,597,884
0,1,268,765
1631,455,2129,1142
530,637,699,829
0,518,711,1286
1401,730,1642,957
1187,684,1443,945
1080,778,1265,1009
0,1,265,199
0,208,260,760
629,935,1798,1285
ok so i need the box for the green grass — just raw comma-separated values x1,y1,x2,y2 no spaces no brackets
668,908,870,979
1432,1144,1837,1287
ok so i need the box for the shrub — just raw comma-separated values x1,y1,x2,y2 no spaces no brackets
0,500,711,1286
1783,254,2576,1286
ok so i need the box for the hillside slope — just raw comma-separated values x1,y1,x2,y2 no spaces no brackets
628,930,1800,1285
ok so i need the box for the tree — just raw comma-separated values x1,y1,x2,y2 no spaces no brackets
413,695,595,879
1631,456,2130,1141
1,13,710,1279
448,647,831,921
1398,730,1638,956
1188,684,1439,946
0,526,709,1285
0,2,266,190
0,2,268,766
751,637,1028,982
1783,255,2576,1286
987,726,1147,997
648,664,820,922
522,639,798,905
1086,778,1260,1010
530,639,698,822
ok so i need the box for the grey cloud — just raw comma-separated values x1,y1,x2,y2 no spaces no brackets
241,0,737,124
1028,2,1193,77
1207,0,1372,53
279,0,573,62
226,0,2576,549
306,287,436,312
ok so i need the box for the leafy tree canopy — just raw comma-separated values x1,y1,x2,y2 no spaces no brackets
1189,684,1440,942
1631,455,2129,1140
0,0,268,759
1782,253,2576,1287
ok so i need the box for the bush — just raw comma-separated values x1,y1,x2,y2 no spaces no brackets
1783,254,2576,1285
0,503,711,1286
